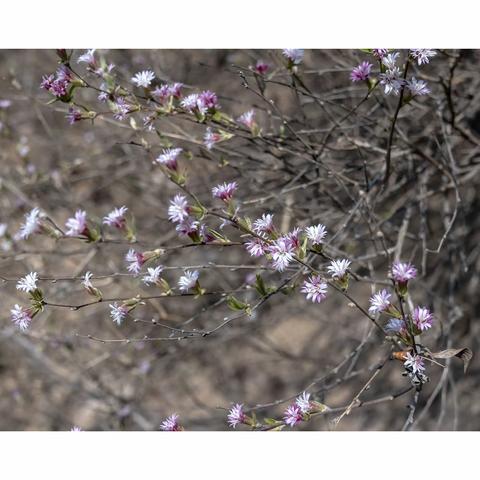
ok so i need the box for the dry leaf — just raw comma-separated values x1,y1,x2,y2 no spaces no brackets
430,348,473,373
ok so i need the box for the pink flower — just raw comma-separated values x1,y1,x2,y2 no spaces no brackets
212,181,237,202
391,261,417,283
125,248,145,275
412,306,434,331
269,237,294,271
10,304,33,331
103,206,128,229
204,127,222,150
245,237,268,257
198,90,218,111
284,404,303,427
255,60,269,75
65,210,88,236
372,49,388,59
168,194,190,223
350,61,372,82
301,275,328,303
237,110,256,129
227,404,246,428
176,217,200,237
113,97,133,121
368,289,391,314
160,413,181,431
155,148,182,170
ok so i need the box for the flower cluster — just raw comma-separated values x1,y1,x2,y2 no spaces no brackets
40,66,73,98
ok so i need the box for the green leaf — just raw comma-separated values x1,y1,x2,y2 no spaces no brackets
227,295,249,312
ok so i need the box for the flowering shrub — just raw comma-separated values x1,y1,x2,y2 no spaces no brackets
0,49,475,431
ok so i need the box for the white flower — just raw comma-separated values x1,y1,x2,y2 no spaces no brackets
410,49,437,66
109,302,128,325
368,289,391,314
82,271,93,289
178,270,199,292
295,392,312,413
379,67,404,95
181,94,201,112
381,52,400,70
0,223,7,237
160,413,180,431
143,265,164,286
18,207,43,239
253,213,275,234
283,49,304,65
407,77,430,96
10,304,32,331
301,275,328,303
65,210,87,236
103,206,128,229
305,224,327,244
168,194,190,223
155,148,182,169
16,272,39,293
77,49,96,65
131,70,155,88
125,249,144,275
327,259,351,279
404,352,425,374
237,110,255,128
269,238,294,271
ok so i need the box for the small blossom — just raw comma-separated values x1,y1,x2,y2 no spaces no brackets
65,210,88,236
285,227,301,250
385,318,406,334
227,404,246,428
301,275,328,303
181,93,200,112
109,302,128,325
77,49,96,65
237,110,256,129
131,70,155,88
103,206,128,229
152,84,170,102
413,306,434,331
198,90,218,111
176,217,200,237
168,194,190,223
391,261,417,283
143,265,164,286
113,97,133,121
410,49,437,66
70,426,83,432
369,289,392,315
296,392,312,414
284,404,303,427
283,49,304,65
379,67,404,95
372,49,388,59
125,248,145,275
155,148,182,170
178,270,199,292
82,271,94,289
327,259,351,279
305,224,327,244
404,352,425,374
269,238,294,271
10,304,32,331
16,272,39,293
160,413,181,431
212,181,238,202
407,77,430,96
66,107,82,125
245,237,268,257
204,127,221,150
169,82,183,98
253,213,275,235
18,207,43,239
382,52,400,70
350,61,372,82
255,60,269,74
